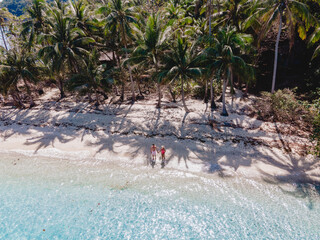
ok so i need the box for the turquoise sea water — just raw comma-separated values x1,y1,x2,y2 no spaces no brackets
1,153,320,239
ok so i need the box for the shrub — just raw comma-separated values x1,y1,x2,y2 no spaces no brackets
310,90,320,156
254,89,313,130
192,81,221,100
312,114,320,156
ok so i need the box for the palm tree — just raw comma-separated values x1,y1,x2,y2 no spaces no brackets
104,0,137,102
207,0,212,36
258,0,316,93
38,7,94,99
164,1,194,35
21,0,47,50
164,1,185,24
128,13,171,108
69,0,100,39
68,49,113,106
211,0,255,32
0,49,39,108
213,26,253,116
160,36,202,112
202,39,218,110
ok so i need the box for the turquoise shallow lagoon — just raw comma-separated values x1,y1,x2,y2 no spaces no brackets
1,152,320,239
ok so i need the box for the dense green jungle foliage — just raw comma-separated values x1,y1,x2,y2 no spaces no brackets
0,0,31,16
0,0,320,154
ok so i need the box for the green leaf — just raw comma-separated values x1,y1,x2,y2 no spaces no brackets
297,25,307,40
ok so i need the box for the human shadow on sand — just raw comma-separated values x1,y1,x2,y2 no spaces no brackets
1,99,319,202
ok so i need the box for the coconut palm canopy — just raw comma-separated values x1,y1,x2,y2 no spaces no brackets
0,0,319,112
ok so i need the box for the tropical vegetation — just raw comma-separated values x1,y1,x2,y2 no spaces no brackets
0,0,320,154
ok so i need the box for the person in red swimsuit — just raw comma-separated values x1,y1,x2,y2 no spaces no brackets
159,146,166,163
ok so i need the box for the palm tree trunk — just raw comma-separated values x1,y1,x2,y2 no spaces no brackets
217,0,221,12
271,10,282,94
12,93,25,108
138,79,143,97
168,84,176,102
230,67,234,112
0,25,8,51
95,89,100,106
58,77,65,99
230,72,235,94
210,77,217,110
115,51,124,101
122,26,136,102
23,79,35,108
155,62,161,108
204,78,208,103
112,51,116,64
181,77,189,112
120,82,125,101
114,85,119,96
221,70,229,116
208,0,212,36
71,58,79,73
127,54,136,102
221,78,228,116
13,86,25,108
157,82,161,108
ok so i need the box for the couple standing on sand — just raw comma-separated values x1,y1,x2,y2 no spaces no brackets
150,144,166,167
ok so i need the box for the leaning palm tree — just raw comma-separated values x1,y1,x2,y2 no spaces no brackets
213,26,253,116
159,36,202,112
38,8,94,99
127,13,171,108
258,0,316,93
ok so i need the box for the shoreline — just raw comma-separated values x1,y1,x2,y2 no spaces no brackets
1,93,319,184
2,150,319,240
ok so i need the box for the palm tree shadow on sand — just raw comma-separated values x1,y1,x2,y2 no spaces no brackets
2,99,319,204
257,123,320,208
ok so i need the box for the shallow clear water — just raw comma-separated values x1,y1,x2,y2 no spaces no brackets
1,153,320,239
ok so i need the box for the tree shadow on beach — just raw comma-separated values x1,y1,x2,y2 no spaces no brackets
253,122,320,204
1,98,319,203
25,128,76,153
258,154,320,208
0,100,278,173
0,108,51,140
0,102,126,154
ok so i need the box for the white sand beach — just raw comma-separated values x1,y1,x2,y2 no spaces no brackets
0,89,319,184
